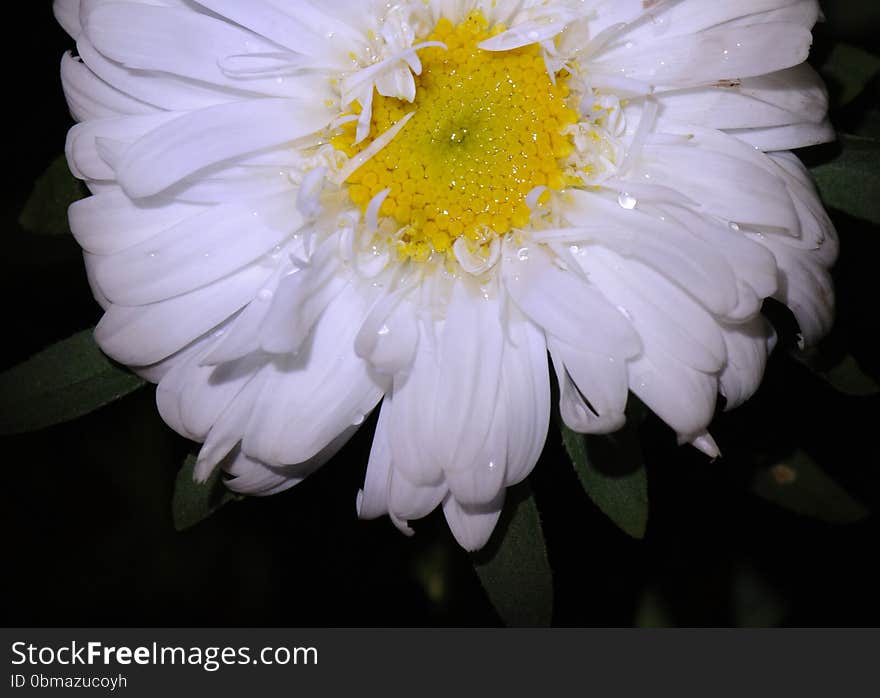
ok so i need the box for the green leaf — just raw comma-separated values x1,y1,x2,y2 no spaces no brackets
811,134,880,223
820,356,880,396
560,422,649,539
0,329,146,435
18,155,86,236
794,350,880,396
753,450,870,525
472,483,553,626
172,454,241,531
820,43,880,108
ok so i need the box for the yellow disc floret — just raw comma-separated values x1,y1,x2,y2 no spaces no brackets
332,10,579,262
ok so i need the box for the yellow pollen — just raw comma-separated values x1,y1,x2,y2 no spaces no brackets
332,11,579,262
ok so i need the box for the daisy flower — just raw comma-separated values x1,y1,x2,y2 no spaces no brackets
55,0,837,550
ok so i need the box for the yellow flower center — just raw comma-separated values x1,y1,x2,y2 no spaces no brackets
332,11,579,263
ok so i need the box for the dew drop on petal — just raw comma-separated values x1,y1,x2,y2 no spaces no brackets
618,192,638,210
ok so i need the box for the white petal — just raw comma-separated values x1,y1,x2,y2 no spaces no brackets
719,317,775,410
54,0,82,38
157,345,265,442
565,190,741,316
551,341,628,434
444,384,508,507
656,204,778,321
592,22,811,88
357,396,394,520
66,111,180,181
768,151,838,264
196,372,267,479
116,98,333,198
259,239,350,356
69,188,206,255
576,246,727,374
500,310,551,486
91,191,302,305
76,35,242,111
355,291,421,376
223,432,355,496
757,234,835,346
388,468,446,523
656,63,828,131
192,0,365,62
637,143,799,233
85,3,305,96
222,449,304,496
61,52,157,121
241,285,387,466
728,119,835,151
503,243,641,359
433,283,505,489
627,346,718,438
95,260,274,365
388,320,444,487
442,492,504,553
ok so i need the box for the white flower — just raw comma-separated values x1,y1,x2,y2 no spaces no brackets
56,0,837,550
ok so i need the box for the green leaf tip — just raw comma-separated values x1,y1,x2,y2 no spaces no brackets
752,450,870,525
811,134,880,224
472,482,553,627
18,155,87,236
172,454,241,532
0,329,146,435
560,422,649,540
821,43,880,108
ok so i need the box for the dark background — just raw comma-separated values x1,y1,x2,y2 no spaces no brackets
1,1,878,627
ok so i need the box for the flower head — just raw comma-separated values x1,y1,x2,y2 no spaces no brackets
56,0,836,550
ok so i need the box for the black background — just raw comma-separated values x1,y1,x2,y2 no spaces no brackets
1,1,878,627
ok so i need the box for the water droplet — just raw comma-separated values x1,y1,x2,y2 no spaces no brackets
352,413,366,426
618,192,638,210
729,222,741,232
377,324,391,337
517,247,530,261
